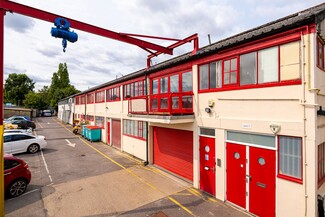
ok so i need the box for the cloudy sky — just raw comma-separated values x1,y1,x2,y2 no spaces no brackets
4,0,324,91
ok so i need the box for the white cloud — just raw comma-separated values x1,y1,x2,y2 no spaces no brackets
3,0,325,91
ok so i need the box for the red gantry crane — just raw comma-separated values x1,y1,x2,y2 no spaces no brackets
0,0,198,215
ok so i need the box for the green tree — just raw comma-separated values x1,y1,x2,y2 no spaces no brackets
48,63,80,110
23,86,49,110
4,73,35,106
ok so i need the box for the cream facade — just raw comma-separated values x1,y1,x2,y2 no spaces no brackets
58,4,325,217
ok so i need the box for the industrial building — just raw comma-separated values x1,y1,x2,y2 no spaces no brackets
58,3,325,216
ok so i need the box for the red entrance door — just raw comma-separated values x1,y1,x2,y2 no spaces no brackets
249,147,275,217
112,119,121,149
107,121,110,145
199,136,216,196
226,143,246,209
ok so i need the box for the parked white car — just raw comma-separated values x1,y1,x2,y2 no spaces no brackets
4,128,33,134
4,133,47,154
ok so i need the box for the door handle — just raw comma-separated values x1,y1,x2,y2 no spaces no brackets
246,174,252,182
4,172,11,176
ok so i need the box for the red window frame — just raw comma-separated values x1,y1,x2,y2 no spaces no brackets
95,116,105,128
318,142,325,187
87,92,94,104
277,135,303,184
80,95,86,104
223,57,238,86
86,115,94,121
197,28,307,93
106,86,120,102
123,80,145,99
75,96,80,105
317,37,325,70
95,90,105,103
151,70,192,95
123,119,146,141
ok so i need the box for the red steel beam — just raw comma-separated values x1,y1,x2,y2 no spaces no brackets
147,33,199,68
0,0,173,55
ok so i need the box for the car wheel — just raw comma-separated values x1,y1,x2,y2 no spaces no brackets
27,143,40,153
6,179,28,198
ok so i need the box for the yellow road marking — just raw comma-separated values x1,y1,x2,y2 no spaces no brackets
52,118,194,216
187,188,202,197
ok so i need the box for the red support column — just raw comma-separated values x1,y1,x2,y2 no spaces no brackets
0,8,5,217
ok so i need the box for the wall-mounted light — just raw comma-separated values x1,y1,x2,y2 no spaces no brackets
318,106,325,116
205,107,211,113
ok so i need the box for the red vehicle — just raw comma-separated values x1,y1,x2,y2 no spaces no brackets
4,154,31,198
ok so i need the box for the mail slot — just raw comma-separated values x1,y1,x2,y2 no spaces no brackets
256,182,266,188
204,166,210,171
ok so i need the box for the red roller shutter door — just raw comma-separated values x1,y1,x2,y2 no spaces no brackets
153,127,193,181
112,119,121,149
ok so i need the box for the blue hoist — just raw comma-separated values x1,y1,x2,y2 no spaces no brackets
50,18,78,52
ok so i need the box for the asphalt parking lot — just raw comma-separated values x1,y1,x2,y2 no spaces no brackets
5,117,250,217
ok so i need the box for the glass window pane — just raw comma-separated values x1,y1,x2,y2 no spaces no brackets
210,62,217,88
227,131,275,148
170,75,179,93
182,96,193,109
182,72,192,92
231,72,237,84
224,73,229,85
172,97,179,109
231,58,237,71
143,122,147,139
134,82,139,97
200,128,215,136
199,65,209,90
240,52,257,85
152,80,158,94
258,47,279,83
224,60,230,72
279,136,302,179
216,61,222,88
152,98,158,109
160,98,168,109
160,77,168,93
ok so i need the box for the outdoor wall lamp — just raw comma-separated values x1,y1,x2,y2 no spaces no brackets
318,106,325,116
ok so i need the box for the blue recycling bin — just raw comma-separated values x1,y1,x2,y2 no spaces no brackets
82,125,88,137
86,126,101,142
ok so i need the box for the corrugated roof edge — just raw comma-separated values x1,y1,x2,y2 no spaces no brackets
64,2,325,100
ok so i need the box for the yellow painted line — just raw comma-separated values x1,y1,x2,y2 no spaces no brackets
187,187,226,207
54,118,194,216
187,188,202,197
168,196,193,215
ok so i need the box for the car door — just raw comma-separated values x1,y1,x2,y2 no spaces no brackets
4,159,21,189
11,134,32,154
4,135,13,154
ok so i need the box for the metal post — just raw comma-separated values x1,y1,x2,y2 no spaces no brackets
0,8,5,217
